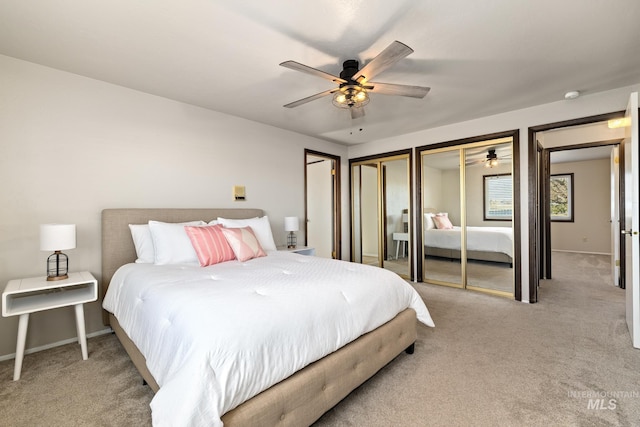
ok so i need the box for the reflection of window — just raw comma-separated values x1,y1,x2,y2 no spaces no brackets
483,174,513,221
550,173,574,222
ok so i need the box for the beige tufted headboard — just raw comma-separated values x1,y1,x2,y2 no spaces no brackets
101,208,264,325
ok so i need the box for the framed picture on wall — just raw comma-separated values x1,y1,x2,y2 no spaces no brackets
550,173,574,222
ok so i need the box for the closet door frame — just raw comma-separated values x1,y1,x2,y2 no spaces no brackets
350,149,413,280
415,130,521,300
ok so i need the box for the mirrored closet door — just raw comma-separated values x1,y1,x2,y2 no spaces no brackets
422,149,463,286
420,138,515,297
351,151,411,279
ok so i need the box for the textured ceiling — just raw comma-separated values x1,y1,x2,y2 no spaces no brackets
1,0,639,145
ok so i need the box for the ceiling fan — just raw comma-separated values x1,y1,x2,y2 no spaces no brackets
279,40,430,119
466,148,512,168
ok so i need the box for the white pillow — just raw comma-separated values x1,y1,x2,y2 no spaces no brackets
147,220,206,265
424,213,436,230
217,216,277,251
129,224,156,263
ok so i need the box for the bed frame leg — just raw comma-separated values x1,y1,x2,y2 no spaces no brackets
405,343,415,354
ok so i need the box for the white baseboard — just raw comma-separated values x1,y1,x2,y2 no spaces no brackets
0,328,112,362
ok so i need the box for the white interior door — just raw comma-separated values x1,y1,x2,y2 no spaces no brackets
307,158,333,258
612,146,620,287
624,92,640,348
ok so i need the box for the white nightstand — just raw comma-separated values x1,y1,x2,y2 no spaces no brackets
277,246,316,256
2,271,98,381
392,232,409,259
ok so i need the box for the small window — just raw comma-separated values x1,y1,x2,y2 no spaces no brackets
483,174,513,221
550,173,574,222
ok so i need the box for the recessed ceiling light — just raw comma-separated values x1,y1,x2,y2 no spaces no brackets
564,91,580,100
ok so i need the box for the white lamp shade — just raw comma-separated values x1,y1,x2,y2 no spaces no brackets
284,217,299,232
40,224,76,251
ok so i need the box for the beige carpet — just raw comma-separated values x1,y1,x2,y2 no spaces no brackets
1,252,638,426
425,256,514,294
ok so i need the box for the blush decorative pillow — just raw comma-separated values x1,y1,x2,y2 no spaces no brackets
185,224,236,267
217,216,277,251
433,214,454,230
424,213,436,230
221,226,267,262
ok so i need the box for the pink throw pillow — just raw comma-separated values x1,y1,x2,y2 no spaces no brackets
433,214,453,230
221,226,266,262
184,225,236,266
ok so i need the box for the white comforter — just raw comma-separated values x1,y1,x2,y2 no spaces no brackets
425,226,513,257
103,251,434,426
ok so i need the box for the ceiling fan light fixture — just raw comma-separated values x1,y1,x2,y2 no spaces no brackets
485,149,499,168
332,85,369,109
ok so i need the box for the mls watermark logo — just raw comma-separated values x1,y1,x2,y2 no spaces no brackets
568,390,639,410
586,398,617,410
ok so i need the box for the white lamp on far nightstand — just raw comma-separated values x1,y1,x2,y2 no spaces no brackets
40,224,76,281
284,216,299,249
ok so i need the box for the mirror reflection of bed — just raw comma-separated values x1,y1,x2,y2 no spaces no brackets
422,141,514,296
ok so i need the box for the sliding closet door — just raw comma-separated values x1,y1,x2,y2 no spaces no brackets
351,152,411,279
352,163,380,267
420,140,515,296
381,157,410,278
422,150,463,287
464,143,514,296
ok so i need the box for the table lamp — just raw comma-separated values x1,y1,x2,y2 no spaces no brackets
284,217,299,249
40,224,76,281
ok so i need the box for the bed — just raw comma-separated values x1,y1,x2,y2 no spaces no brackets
423,212,513,266
101,208,434,426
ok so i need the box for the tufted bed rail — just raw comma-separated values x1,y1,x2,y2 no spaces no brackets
101,208,418,426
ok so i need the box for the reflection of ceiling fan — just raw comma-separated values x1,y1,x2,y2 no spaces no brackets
279,41,430,119
466,148,512,168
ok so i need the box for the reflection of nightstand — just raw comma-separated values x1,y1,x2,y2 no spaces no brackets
393,232,409,259
277,246,316,256
2,271,98,381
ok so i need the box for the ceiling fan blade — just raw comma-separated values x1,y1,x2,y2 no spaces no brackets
351,40,414,83
280,60,347,84
283,88,338,108
350,107,365,119
368,82,430,98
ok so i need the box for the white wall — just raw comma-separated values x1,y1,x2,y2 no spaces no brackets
348,84,640,302
441,169,461,225
550,159,611,253
423,166,443,211
0,55,348,358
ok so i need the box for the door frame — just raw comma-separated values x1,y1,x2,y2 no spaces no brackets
304,149,341,259
623,93,639,347
349,149,413,280
541,140,621,279
528,111,625,302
